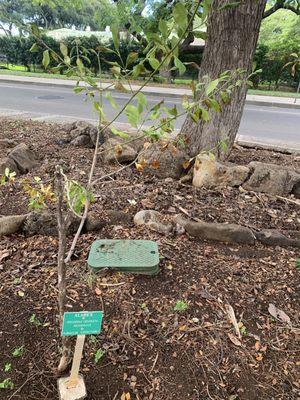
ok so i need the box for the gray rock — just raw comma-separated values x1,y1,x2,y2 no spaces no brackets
192,154,250,188
103,138,137,163
255,229,300,248
0,157,19,175
292,181,300,198
243,161,300,196
0,139,18,149
0,215,27,236
140,141,187,179
134,210,173,234
8,143,38,174
71,135,92,147
24,211,58,236
175,215,256,244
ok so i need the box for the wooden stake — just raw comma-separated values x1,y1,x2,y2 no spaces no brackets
67,335,86,389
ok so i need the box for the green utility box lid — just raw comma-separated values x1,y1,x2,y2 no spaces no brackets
87,240,160,275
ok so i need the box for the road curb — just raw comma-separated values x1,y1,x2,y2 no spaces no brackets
1,75,299,109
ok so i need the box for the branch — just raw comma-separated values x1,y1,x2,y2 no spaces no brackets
263,0,300,18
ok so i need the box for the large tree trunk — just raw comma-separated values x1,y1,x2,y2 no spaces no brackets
180,0,267,159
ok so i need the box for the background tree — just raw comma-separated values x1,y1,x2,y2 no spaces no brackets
180,0,300,160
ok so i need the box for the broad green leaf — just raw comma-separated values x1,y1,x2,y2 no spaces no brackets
29,43,39,53
110,24,119,51
159,19,168,38
148,57,160,70
125,105,140,128
126,52,138,67
220,91,230,104
60,42,68,61
201,108,210,122
207,98,221,112
42,50,50,69
205,79,219,95
76,57,84,73
173,2,188,29
137,92,147,113
111,127,130,139
105,92,118,109
174,56,186,76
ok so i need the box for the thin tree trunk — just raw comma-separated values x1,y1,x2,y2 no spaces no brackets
55,167,72,373
180,0,267,159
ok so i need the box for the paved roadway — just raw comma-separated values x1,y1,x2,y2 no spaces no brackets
0,81,299,151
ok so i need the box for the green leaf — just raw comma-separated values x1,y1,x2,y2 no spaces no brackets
201,108,210,122
125,105,140,128
220,91,230,104
205,79,219,95
76,57,84,73
42,50,50,69
174,56,186,76
173,300,188,312
4,363,11,372
207,98,221,112
60,42,68,58
110,24,119,51
173,2,188,29
94,349,105,363
0,378,14,389
12,346,24,358
111,127,130,139
296,258,300,269
159,19,168,38
29,43,39,53
73,86,86,94
110,65,121,77
31,24,40,38
137,92,147,113
93,102,106,122
148,57,160,70
126,52,138,67
105,92,118,109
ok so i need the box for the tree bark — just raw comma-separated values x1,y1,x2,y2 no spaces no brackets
180,0,267,159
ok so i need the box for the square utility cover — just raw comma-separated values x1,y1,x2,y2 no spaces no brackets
88,240,159,272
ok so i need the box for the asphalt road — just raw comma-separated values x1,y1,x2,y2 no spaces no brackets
0,81,299,151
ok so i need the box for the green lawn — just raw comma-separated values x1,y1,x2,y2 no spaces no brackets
0,65,299,98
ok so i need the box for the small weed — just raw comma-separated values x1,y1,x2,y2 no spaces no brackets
0,378,14,389
296,259,300,270
4,363,11,372
94,349,105,363
12,346,24,357
240,326,247,335
140,303,147,310
173,300,188,312
29,314,42,326
89,335,97,345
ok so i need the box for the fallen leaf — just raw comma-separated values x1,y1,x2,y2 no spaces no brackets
18,290,25,297
268,303,291,324
256,353,263,361
95,287,102,296
227,332,242,347
0,250,9,262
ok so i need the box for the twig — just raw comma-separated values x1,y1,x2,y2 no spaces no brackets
276,195,300,207
98,282,126,287
149,351,159,373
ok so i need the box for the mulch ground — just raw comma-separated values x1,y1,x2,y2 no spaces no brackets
0,118,299,400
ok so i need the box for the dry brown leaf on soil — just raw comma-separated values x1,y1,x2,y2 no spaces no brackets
0,250,10,262
268,303,291,324
225,304,241,339
227,332,242,347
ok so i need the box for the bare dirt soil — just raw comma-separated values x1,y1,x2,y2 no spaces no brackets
0,118,299,400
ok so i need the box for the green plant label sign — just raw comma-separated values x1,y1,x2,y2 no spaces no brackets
62,311,103,336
